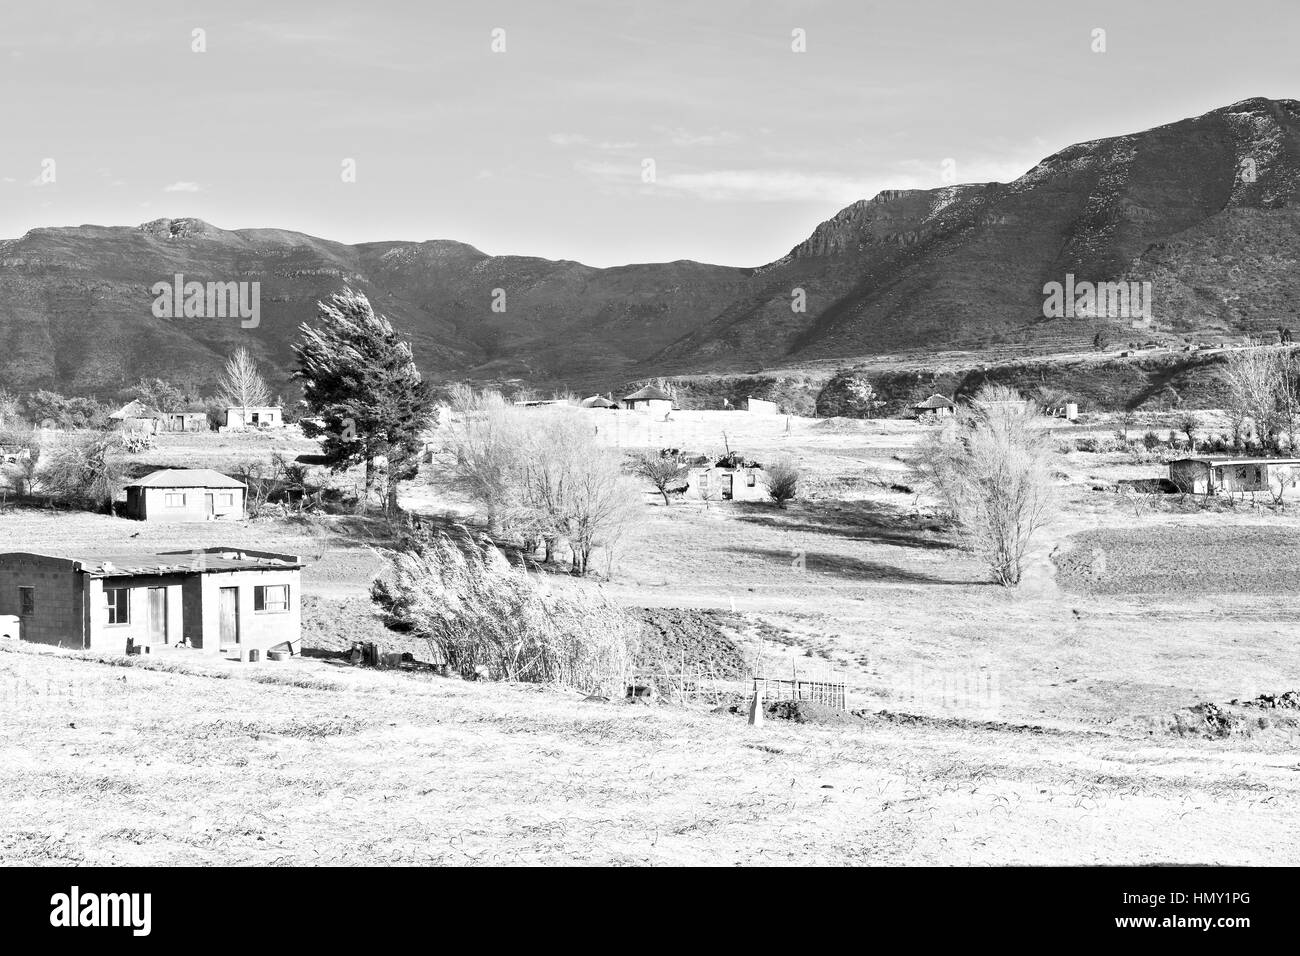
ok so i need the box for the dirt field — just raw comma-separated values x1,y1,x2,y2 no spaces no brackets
3,411,1300,865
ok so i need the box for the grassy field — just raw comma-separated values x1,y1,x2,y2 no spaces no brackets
3,411,1300,865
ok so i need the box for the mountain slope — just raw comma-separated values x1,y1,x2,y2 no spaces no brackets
1,97,1297,397
0,219,749,395
649,96,1300,372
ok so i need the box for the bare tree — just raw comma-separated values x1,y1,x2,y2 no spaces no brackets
437,395,643,574
218,347,271,427
1116,410,1137,443
1222,347,1290,451
763,457,801,508
627,450,687,505
913,385,1055,587
1177,412,1200,451
437,388,530,534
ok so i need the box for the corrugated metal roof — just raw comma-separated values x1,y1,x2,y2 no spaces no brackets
0,549,303,578
1172,457,1300,467
125,468,245,489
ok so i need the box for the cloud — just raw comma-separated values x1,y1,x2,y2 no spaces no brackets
548,132,638,150
652,126,739,148
574,160,875,203
163,181,202,193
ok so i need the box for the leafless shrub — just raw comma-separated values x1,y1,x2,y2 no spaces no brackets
627,450,687,505
913,386,1055,586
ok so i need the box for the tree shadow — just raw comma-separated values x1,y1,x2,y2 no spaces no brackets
729,545,979,585
732,500,958,551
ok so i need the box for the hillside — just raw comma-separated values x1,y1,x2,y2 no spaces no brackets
1,97,1297,398
0,219,748,396
649,97,1300,374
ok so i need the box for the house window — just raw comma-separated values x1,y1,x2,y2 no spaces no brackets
18,587,34,616
218,493,234,507
106,587,129,625
165,493,185,507
254,585,289,613
746,473,756,487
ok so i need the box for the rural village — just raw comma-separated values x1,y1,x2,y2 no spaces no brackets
2,289,1300,866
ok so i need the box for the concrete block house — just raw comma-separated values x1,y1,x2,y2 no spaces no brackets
1169,457,1300,495
224,405,283,429
124,469,246,522
0,548,303,656
160,407,210,432
686,463,769,502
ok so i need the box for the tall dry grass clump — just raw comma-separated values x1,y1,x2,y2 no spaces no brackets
373,529,640,695
913,386,1055,586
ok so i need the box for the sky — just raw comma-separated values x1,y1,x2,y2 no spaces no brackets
0,0,1295,267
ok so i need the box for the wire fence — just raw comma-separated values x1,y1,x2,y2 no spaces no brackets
629,639,848,711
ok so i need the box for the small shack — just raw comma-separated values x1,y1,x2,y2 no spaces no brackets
912,394,957,419
124,468,247,522
686,463,768,502
1169,457,1300,495
225,405,283,429
621,385,675,416
160,407,209,432
580,395,619,409
0,547,303,656
746,397,779,415
109,400,161,434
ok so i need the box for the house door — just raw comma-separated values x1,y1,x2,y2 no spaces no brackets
721,473,734,500
219,587,240,645
147,587,168,644
205,493,215,519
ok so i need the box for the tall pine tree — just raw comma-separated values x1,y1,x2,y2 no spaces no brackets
293,288,435,513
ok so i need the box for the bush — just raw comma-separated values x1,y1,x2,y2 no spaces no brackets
41,432,124,511
372,529,640,695
763,457,801,508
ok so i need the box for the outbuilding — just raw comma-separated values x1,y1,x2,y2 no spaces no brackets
580,395,619,409
746,397,779,415
0,547,303,656
686,464,768,502
160,407,210,432
911,394,957,419
225,405,283,429
124,468,246,522
109,400,161,434
1169,457,1300,496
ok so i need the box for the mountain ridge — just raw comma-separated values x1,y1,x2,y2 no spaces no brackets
2,96,1297,397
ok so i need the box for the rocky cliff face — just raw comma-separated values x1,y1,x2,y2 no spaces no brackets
649,97,1300,373
2,98,1297,396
